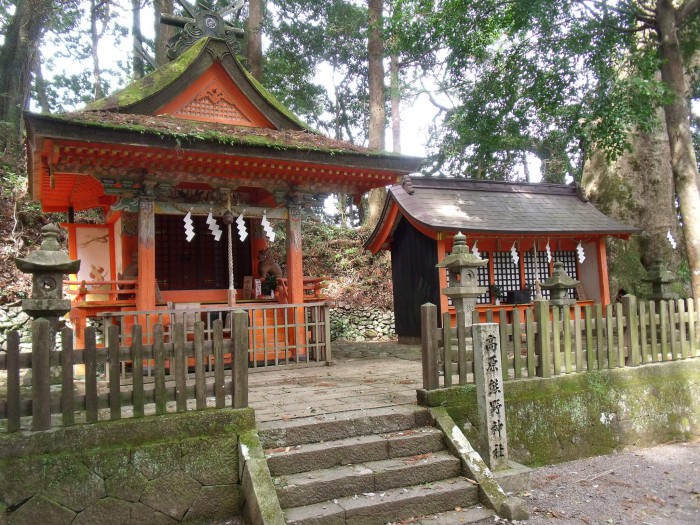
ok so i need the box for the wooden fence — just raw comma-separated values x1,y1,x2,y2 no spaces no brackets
421,296,700,390
98,301,332,372
0,311,249,434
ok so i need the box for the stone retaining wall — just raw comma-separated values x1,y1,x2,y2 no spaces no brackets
0,307,30,349
0,409,255,525
419,360,700,466
330,304,396,342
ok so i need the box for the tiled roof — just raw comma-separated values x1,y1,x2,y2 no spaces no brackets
389,176,639,235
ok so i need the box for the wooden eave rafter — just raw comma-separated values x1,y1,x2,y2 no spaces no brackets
31,134,408,211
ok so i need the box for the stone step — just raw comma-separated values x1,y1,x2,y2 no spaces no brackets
276,451,461,509
389,506,495,525
266,427,445,477
258,405,433,449
283,477,480,525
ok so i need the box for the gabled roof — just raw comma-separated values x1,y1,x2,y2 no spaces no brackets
85,38,309,130
365,176,640,253
24,38,423,212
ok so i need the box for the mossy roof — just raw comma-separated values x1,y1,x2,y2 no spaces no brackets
85,37,310,131
31,110,421,162
86,38,209,112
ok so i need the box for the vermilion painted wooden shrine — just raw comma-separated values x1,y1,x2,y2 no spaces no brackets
24,33,420,358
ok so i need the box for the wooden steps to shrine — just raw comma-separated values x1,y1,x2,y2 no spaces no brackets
258,406,494,525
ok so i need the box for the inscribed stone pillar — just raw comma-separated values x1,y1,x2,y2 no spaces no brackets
137,199,156,312
473,322,509,471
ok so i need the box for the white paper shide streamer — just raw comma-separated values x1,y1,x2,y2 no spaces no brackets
206,212,222,241
236,213,248,242
510,242,519,266
545,240,552,263
261,212,276,242
576,241,586,263
471,240,480,258
184,211,195,242
667,230,677,250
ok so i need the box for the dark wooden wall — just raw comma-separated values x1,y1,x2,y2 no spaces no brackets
390,218,441,338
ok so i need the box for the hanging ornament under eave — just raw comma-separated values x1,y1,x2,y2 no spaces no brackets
576,241,586,263
184,211,195,242
667,230,677,250
510,242,519,266
236,213,248,242
206,212,222,241
261,212,276,242
471,240,480,259
545,240,552,263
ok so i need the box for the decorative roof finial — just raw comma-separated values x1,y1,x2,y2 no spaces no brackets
161,0,246,60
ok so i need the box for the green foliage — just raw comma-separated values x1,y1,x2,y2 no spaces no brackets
391,0,691,180
262,0,370,144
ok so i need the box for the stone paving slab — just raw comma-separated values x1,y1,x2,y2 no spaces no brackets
248,342,423,423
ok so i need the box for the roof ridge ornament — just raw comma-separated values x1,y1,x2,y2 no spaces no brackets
161,0,246,60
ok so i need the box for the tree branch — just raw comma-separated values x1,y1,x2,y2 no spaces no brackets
677,0,700,24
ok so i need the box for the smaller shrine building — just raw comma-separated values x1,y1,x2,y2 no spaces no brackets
365,176,639,342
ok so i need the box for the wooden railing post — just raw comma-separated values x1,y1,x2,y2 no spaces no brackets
534,299,551,378
61,327,75,427
442,312,453,388
107,325,121,420
421,303,439,390
6,330,20,433
622,295,640,366
31,318,52,431
232,310,249,408
85,326,98,423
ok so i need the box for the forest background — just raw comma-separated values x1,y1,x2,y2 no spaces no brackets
0,0,698,309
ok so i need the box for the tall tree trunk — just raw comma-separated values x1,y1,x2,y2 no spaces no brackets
390,54,400,153
132,0,145,79
367,0,385,150
656,0,700,298
365,0,386,228
582,111,684,296
246,0,263,81
33,51,51,113
0,0,55,154
154,0,175,67
90,0,105,100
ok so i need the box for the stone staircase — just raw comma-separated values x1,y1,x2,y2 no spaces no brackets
258,406,495,525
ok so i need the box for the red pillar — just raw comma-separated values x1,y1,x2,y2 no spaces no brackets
286,204,306,359
286,204,304,304
137,199,156,312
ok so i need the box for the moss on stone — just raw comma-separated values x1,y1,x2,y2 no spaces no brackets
86,39,209,111
430,360,700,467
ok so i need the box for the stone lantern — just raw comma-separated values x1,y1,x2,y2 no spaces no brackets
643,259,678,301
540,261,579,306
436,232,488,326
15,224,81,327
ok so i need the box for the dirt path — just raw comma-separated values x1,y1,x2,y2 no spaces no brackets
511,439,700,524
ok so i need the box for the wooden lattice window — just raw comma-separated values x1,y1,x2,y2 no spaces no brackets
477,252,490,304
554,250,579,299
493,251,521,294
155,215,251,291
524,251,551,299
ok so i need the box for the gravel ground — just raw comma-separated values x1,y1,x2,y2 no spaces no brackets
503,439,700,525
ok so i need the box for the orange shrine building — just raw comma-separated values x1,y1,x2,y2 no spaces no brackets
24,32,420,356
